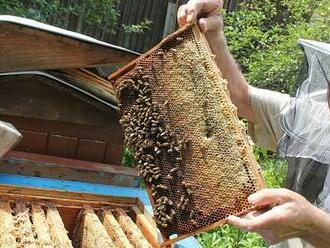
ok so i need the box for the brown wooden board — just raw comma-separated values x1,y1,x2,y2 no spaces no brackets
1,151,139,187
0,22,138,72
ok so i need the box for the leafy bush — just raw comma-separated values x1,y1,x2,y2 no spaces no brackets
0,0,151,35
0,0,118,33
224,0,330,94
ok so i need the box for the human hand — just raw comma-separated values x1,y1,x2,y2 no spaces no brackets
177,0,223,37
227,188,317,245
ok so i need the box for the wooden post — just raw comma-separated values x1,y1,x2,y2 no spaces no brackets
32,205,54,248
0,201,16,248
14,202,37,248
100,208,134,248
46,206,73,248
115,208,153,248
74,206,115,248
163,1,178,38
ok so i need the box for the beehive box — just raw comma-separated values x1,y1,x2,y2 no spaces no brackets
110,23,265,244
0,184,159,248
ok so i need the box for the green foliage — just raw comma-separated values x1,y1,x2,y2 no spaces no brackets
224,0,330,93
121,147,135,168
0,0,152,36
254,147,287,188
198,225,267,248
122,18,152,34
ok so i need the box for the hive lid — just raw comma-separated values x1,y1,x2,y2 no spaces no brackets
0,15,139,72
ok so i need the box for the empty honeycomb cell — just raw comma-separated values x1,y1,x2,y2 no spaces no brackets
111,23,265,244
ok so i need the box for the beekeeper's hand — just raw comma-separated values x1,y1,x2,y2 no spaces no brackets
177,0,223,39
227,188,330,247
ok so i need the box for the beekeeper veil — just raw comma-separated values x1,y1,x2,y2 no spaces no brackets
278,39,330,212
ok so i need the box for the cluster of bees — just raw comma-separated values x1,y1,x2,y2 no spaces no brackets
116,61,198,229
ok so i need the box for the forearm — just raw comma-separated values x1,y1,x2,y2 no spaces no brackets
205,31,254,122
304,207,330,248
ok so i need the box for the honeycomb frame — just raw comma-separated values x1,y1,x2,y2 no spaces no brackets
110,23,265,245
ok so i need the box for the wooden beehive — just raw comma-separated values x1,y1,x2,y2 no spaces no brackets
0,185,159,248
110,23,265,245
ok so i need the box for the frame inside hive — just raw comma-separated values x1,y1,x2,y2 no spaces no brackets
0,184,159,248
110,23,265,245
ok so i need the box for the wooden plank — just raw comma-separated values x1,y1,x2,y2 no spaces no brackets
0,201,16,248
1,151,139,187
74,206,115,248
163,2,178,38
15,130,48,154
0,115,124,147
0,23,137,72
151,0,168,47
14,202,37,248
131,0,147,52
143,0,160,52
100,209,134,248
131,205,159,248
46,206,73,248
47,134,78,158
76,139,106,163
31,205,54,248
0,75,119,128
104,143,124,165
137,0,154,52
0,184,138,210
115,208,152,248
62,68,115,93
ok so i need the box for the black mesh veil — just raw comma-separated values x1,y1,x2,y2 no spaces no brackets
278,39,330,212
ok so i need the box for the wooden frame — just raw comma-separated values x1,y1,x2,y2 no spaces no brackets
0,183,161,247
109,23,265,245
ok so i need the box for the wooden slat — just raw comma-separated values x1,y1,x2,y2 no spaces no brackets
16,130,48,154
31,205,54,248
47,134,78,158
0,23,137,72
0,184,138,208
62,68,115,93
14,202,37,248
76,139,106,163
1,151,139,187
46,206,73,248
115,208,152,248
0,75,120,129
104,143,124,165
0,201,16,248
74,206,115,248
131,206,159,248
100,209,134,248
